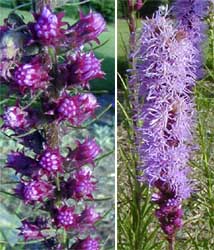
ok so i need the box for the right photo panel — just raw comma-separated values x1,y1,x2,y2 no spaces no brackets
118,1,214,250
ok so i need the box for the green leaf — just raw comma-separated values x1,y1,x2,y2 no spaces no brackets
0,204,21,247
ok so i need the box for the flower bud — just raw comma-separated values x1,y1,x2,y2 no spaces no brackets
14,180,54,204
71,236,100,250
14,60,50,93
61,52,104,89
55,205,77,230
39,148,63,176
67,11,106,47
32,6,66,45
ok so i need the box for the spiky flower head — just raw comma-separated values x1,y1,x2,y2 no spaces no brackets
56,93,98,126
32,6,66,45
55,205,77,230
70,138,101,167
39,147,63,176
19,220,46,241
2,106,29,130
67,11,106,47
71,236,100,250
61,52,105,89
66,169,96,200
78,206,100,226
6,151,41,177
173,0,209,78
15,180,54,204
14,60,50,93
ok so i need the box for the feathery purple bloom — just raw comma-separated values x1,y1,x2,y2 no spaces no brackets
173,0,209,78
133,8,198,240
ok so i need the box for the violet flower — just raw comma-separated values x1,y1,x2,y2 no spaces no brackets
2,106,29,130
68,138,101,168
39,147,64,176
60,51,105,89
71,236,100,250
67,10,106,47
173,0,209,78
132,8,197,242
13,59,50,93
31,6,66,46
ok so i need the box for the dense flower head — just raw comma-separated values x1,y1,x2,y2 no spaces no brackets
67,10,106,47
6,151,41,177
56,93,99,126
61,52,105,89
136,9,196,199
13,61,50,93
66,169,96,200
78,206,100,226
19,220,47,241
70,138,101,167
132,8,198,239
173,0,209,78
39,147,63,176
55,205,77,230
2,106,29,130
72,236,100,250
32,6,66,45
15,180,54,204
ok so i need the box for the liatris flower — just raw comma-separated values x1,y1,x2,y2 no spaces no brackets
67,11,106,47
2,106,29,130
133,9,197,242
69,138,101,167
6,151,41,177
13,60,50,93
71,236,100,250
61,52,105,89
32,6,66,45
15,180,55,204
39,147,63,176
78,206,100,226
19,220,47,241
66,169,96,200
173,0,209,78
56,93,99,126
55,205,77,230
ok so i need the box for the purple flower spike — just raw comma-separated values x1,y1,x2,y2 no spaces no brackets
70,138,101,167
19,220,46,241
6,151,41,177
67,11,106,47
32,6,66,45
39,148,63,176
67,169,96,200
2,106,29,130
61,52,105,89
14,60,50,93
131,8,198,241
55,205,77,230
15,180,55,204
71,236,100,250
78,206,100,226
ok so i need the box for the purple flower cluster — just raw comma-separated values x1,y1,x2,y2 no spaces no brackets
0,4,107,249
173,0,210,78
133,8,200,242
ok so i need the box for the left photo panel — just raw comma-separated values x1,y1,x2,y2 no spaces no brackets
0,0,115,249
